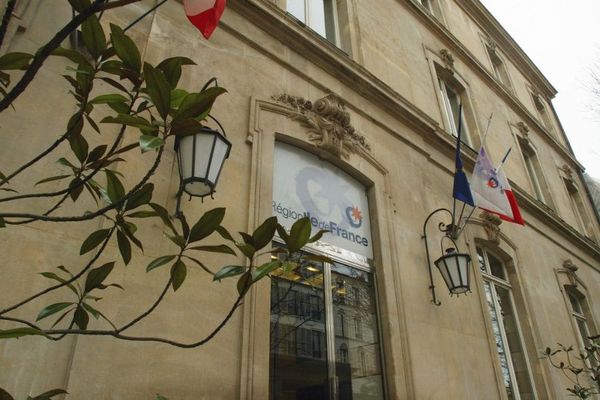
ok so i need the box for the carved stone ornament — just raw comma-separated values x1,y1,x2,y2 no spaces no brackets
562,259,579,286
516,121,529,136
272,93,371,158
485,37,498,53
480,211,502,245
439,48,455,70
562,164,574,180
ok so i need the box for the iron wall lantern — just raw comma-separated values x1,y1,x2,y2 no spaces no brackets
174,78,231,214
422,208,472,305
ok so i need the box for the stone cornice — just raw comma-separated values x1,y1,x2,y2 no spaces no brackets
457,0,557,97
223,0,598,257
400,0,581,171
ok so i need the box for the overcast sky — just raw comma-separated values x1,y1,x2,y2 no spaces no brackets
479,0,600,179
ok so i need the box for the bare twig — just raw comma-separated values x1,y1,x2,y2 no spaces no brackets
117,278,172,333
0,0,17,49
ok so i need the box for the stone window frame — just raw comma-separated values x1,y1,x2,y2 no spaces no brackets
273,0,358,57
511,123,555,209
479,34,515,94
555,262,599,368
558,166,598,241
415,0,446,23
463,219,552,399
527,87,557,137
425,47,482,150
238,96,414,400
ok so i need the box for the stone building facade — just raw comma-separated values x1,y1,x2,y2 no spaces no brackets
0,0,599,399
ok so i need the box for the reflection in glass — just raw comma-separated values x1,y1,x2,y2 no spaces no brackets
332,263,384,400
270,260,329,400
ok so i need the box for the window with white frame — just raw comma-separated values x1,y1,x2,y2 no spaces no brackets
437,69,474,146
566,288,597,366
477,247,536,400
517,136,553,208
286,0,339,46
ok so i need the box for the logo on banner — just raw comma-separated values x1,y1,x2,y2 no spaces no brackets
345,206,363,228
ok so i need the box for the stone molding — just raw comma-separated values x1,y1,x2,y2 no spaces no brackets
480,211,502,245
271,93,371,158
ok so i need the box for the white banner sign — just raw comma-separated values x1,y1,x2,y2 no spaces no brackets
272,142,373,258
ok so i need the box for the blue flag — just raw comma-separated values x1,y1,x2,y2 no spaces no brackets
452,105,475,206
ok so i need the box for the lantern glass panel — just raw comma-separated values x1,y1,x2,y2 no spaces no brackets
208,135,230,183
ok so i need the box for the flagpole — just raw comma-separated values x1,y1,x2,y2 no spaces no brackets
481,113,493,147
495,147,513,172
124,0,169,32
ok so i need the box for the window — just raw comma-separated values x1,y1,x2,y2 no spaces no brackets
531,93,555,134
477,247,536,400
486,45,513,92
438,73,473,145
517,136,553,207
567,288,597,364
287,0,339,46
564,177,596,239
417,0,443,19
270,258,385,400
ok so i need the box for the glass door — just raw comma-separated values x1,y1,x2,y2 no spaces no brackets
270,255,385,400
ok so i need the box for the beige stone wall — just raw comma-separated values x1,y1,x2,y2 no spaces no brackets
0,0,599,399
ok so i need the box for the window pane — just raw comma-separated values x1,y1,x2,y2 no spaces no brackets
487,253,505,280
287,0,306,23
484,282,516,400
308,0,327,38
477,247,487,273
270,260,329,400
569,292,583,315
495,286,535,400
332,263,384,400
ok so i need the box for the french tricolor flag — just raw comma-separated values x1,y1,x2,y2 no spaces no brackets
184,0,226,39
471,146,524,225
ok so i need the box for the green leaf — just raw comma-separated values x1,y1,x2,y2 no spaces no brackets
80,229,110,255
252,216,278,251
105,170,125,204
170,118,204,137
68,0,91,12
76,62,94,95
189,244,236,256
68,178,84,202
170,259,187,291
36,302,74,322
189,207,226,242
29,389,68,400
35,174,71,186
73,305,89,329
0,388,15,400
276,224,290,246
81,302,100,319
0,327,49,339
288,217,312,253
110,23,141,72
308,229,329,243
170,88,188,109
174,87,227,121
0,52,32,70
52,46,90,66
183,256,214,275
213,265,246,281
100,114,152,129
116,230,132,265
84,262,115,292
120,222,143,251
143,63,171,119
237,271,252,296
81,15,106,59
147,255,176,272
127,210,158,218
252,261,281,283
0,217,5,228
124,183,154,211
149,203,177,235
157,56,195,88
87,145,107,164
215,225,235,242
165,233,186,249
139,135,164,153
90,93,129,105
236,242,255,259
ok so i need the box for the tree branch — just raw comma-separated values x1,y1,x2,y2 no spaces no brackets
117,278,172,333
0,0,142,114
0,225,117,315
0,0,17,49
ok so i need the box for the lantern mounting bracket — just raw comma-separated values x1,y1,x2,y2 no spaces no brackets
422,208,453,306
